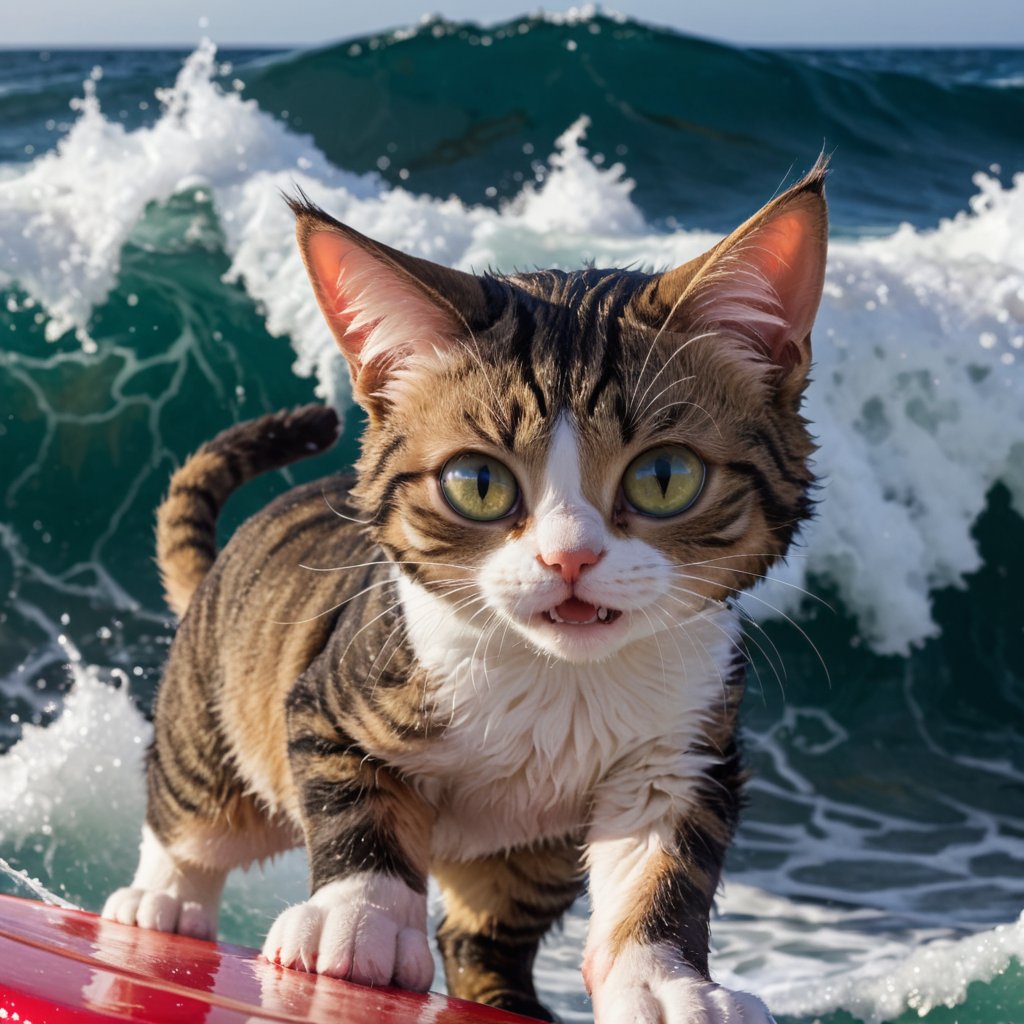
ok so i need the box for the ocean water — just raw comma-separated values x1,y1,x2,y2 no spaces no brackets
1,13,1022,1022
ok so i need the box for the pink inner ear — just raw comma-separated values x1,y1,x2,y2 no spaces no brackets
305,229,460,395
734,207,825,363
306,231,378,358
688,201,826,372
750,209,822,329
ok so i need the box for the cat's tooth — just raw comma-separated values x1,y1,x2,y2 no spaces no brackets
597,607,609,622
548,609,564,624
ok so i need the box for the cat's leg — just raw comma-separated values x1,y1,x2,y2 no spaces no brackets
103,643,294,940
433,837,584,1021
262,700,436,990
102,822,227,940
102,730,283,939
584,751,774,1024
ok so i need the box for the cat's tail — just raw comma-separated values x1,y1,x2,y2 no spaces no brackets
156,404,341,618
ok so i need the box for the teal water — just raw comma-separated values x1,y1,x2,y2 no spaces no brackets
0,16,1022,1023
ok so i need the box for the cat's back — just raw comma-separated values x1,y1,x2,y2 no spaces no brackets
157,473,388,816
198,473,382,680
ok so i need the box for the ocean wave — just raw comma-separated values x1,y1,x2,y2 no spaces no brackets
713,884,1024,1023
2,41,1022,655
1,28,1021,1024
236,13,1024,231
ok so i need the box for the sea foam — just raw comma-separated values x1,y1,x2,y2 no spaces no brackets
713,884,1024,1024
1,43,1022,657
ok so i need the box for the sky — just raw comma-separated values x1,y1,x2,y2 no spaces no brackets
5,0,1024,47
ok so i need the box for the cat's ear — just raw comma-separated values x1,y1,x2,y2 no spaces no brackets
636,158,828,391
289,195,487,414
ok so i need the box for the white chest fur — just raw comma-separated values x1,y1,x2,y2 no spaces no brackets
389,575,741,860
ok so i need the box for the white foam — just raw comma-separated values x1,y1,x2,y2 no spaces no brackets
0,663,309,932
783,174,1024,652
2,42,1022,657
712,883,1024,1023
0,664,148,900
0,41,371,346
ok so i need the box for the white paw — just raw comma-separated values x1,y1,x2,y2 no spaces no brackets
101,886,217,940
262,872,433,991
101,826,224,940
591,943,774,1024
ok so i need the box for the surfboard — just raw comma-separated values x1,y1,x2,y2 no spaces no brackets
0,894,537,1022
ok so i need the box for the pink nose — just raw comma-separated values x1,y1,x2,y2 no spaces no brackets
537,547,602,583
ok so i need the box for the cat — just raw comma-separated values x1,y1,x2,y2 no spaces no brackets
103,159,828,1024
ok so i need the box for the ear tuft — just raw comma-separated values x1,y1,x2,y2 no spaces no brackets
289,198,482,410
642,159,829,386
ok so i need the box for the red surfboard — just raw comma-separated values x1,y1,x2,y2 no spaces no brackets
0,894,538,1023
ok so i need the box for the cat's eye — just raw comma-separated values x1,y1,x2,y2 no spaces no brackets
440,454,519,522
622,445,705,518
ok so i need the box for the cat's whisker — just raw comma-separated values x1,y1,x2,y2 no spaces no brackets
669,560,831,612
428,590,493,703
301,558,475,573
333,596,409,676
372,581,491,689
631,374,696,421
661,588,782,701
726,588,830,689
626,286,713,417
636,605,669,693
628,329,718,421
667,574,830,688
682,551,810,564
655,590,752,685
467,604,503,696
643,602,692,700
268,576,399,625
629,372,712,427
320,489,373,526
367,618,414,696
272,574,472,627
657,601,731,703
493,607,518,660
734,610,789,703
439,598,494,726
638,398,723,435
473,611,504,706
298,558,391,574
446,305,505,412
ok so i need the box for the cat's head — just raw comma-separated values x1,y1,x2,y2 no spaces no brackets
291,164,827,664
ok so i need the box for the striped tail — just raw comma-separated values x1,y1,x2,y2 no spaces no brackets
156,404,341,618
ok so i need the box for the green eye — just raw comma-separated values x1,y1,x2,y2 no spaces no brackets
622,445,705,517
440,454,519,522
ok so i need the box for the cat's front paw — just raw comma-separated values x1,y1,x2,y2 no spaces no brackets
102,886,217,940
590,943,774,1024
262,873,433,991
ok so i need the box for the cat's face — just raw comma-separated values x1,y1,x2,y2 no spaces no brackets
291,168,827,664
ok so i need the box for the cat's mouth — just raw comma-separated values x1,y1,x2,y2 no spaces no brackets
543,598,622,626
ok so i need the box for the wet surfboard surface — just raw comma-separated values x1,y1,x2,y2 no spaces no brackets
0,894,538,1023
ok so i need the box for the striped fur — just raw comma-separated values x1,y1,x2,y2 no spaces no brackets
105,162,828,1024
156,405,340,617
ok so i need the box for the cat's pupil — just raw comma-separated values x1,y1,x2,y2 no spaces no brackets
654,457,671,497
477,464,491,500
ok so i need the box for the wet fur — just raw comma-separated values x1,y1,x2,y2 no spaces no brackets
105,163,828,1023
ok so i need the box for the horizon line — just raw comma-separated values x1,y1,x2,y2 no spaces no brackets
3,37,1024,50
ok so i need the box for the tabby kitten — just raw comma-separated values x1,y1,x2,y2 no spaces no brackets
103,162,827,1024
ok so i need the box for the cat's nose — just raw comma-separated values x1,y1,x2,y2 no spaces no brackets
537,547,603,583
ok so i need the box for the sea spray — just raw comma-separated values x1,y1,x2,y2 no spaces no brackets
0,22,1022,1024
3,41,1022,652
